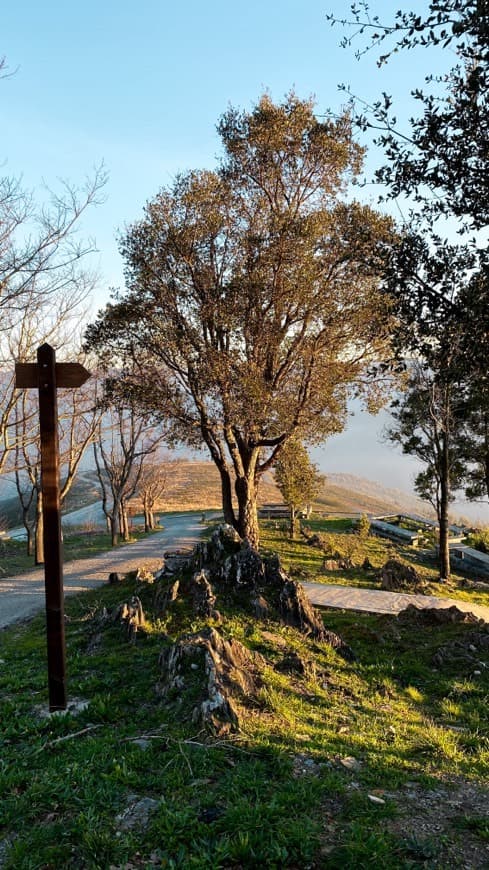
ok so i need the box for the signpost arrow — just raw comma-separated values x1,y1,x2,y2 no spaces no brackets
15,361,91,389
15,343,91,711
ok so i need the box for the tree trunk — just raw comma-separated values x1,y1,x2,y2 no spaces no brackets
439,436,451,581
289,505,296,539
35,491,44,565
121,506,130,542
235,475,259,548
111,502,120,547
219,466,237,529
144,508,151,533
26,525,34,557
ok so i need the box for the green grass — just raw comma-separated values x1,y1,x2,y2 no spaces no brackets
1,533,488,868
260,519,489,608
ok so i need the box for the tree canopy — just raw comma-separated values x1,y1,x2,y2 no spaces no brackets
85,94,395,546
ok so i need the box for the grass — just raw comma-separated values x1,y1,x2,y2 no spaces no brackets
1,521,489,869
260,518,489,609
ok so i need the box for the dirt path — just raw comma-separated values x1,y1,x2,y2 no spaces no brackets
0,514,203,629
302,581,489,622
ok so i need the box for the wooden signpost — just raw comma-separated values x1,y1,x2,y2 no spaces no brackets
15,343,90,711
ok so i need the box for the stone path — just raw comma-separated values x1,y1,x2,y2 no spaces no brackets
302,581,489,623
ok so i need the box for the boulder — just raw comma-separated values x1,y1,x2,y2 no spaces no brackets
379,559,424,592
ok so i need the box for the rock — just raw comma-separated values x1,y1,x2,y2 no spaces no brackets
368,794,386,805
323,559,342,571
274,651,311,676
108,572,122,585
340,756,362,772
192,525,242,572
224,540,266,588
292,753,322,778
399,604,481,627
157,627,265,735
136,567,155,584
154,579,180,616
278,578,327,639
251,595,270,618
114,596,145,642
186,570,220,619
115,795,160,831
380,559,424,592
432,624,489,668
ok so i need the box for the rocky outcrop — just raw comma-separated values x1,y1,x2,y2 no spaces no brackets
158,626,264,735
379,559,425,592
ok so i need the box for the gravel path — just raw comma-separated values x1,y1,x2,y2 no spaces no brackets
302,581,489,623
0,514,203,629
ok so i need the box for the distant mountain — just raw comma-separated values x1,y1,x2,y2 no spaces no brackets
316,473,433,518
0,459,478,531
152,462,433,518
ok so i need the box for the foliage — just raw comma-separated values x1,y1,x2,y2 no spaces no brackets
274,438,324,536
465,527,489,555
85,93,395,547
327,0,489,230
358,512,371,541
328,2,489,516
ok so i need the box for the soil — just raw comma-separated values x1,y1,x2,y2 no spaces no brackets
319,774,489,868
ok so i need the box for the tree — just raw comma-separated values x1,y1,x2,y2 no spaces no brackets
85,94,395,548
0,167,106,319
274,438,324,537
137,458,175,532
387,363,466,579
327,1,488,230
11,373,100,563
93,395,167,546
328,2,489,527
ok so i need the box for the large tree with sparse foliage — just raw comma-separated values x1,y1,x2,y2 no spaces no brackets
85,94,395,547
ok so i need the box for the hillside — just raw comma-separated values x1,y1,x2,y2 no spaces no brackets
149,461,432,518
0,459,446,530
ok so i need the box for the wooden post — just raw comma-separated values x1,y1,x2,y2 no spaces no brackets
15,344,90,711
37,344,66,711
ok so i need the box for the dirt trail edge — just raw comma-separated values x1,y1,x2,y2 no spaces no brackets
0,514,203,629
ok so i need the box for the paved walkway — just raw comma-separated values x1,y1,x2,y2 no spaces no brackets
0,514,203,629
302,582,489,623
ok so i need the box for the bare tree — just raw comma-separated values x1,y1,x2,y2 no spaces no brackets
93,400,167,546
11,375,101,563
136,456,180,532
0,166,106,319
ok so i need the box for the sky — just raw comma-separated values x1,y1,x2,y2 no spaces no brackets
3,1,487,522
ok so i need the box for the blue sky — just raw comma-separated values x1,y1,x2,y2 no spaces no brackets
6,1,485,520
3,0,442,307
